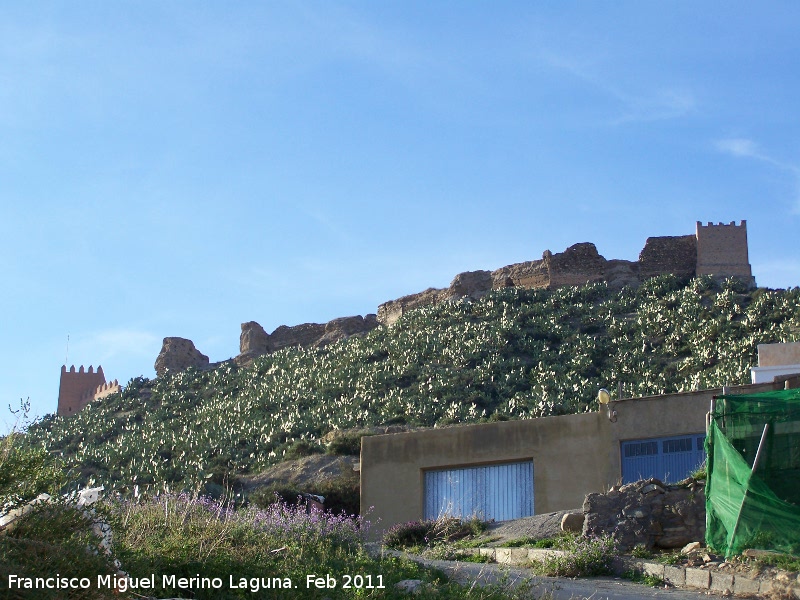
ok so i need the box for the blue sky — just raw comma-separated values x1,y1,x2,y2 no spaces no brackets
3,2,800,431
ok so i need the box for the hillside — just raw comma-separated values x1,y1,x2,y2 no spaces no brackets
24,275,800,495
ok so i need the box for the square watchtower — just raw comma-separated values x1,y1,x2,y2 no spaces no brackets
57,365,106,416
695,220,756,287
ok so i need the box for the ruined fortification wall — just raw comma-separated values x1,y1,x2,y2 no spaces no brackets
154,337,210,377
57,365,106,416
270,322,327,352
696,220,754,283
92,380,121,402
490,258,549,289
148,220,756,380
375,222,753,326
638,235,697,280
236,314,379,364
546,242,607,288
604,259,639,289
376,288,446,327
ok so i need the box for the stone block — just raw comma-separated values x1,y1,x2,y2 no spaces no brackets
560,512,585,532
733,575,761,596
685,567,710,589
494,548,528,565
664,565,685,587
528,548,565,563
478,548,495,560
640,561,665,580
681,541,702,554
710,571,734,593
619,558,664,580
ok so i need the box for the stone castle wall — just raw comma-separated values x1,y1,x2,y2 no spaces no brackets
92,380,121,402
375,221,754,325
57,365,107,416
154,337,210,377
547,242,607,288
491,259,549,290
638,235,697,280
145,220,755,379
696,220,754,283
236,315,379,366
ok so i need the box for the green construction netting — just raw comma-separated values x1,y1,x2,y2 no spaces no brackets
706,389,800,557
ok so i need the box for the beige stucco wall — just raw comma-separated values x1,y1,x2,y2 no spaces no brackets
361,381,779,538
757,342,800,367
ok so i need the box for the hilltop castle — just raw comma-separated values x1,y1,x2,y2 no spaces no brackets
57,365,120,417
64,220,755,415
375,220,755,325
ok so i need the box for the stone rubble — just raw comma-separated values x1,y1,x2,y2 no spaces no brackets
582,477,706,551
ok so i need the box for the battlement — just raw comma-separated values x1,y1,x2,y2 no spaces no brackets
86,380,121,403
697,220,747,229
695,220,754,285
57,365,121,417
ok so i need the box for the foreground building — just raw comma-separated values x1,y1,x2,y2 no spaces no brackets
361,377,797,538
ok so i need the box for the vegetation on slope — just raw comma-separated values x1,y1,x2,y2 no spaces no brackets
1,431,525,600
22,275,800,495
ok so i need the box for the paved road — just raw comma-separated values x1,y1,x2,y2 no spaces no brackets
377,549,725,600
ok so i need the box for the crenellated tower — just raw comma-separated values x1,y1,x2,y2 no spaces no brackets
695,220,755,287
57,365,107,416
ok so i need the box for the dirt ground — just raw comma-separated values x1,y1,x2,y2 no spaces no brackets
482,509,580,544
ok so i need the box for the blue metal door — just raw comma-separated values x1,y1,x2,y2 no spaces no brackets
621,434,705,484
424,461,534,521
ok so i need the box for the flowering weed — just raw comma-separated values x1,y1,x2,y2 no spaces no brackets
531,533,618,577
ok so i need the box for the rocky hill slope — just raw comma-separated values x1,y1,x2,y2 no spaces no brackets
25,275,800,496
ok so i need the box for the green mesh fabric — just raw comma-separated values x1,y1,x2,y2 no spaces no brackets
706,390,800,557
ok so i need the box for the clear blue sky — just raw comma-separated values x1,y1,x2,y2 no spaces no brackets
3,2,800,431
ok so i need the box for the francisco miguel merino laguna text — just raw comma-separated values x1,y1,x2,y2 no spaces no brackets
7,573,385,593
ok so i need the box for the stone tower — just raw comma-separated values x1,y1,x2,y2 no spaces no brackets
695,220,755,287
57,365,106,417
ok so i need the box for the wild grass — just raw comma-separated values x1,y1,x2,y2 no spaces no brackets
621,569,666,587
502,532,576,549
745,552,800,573
3,489,538,599
0,503,119,599
527,533,618,577
248,469,361,516
384,516,487,551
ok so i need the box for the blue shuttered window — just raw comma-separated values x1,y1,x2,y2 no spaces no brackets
621,434,705,484
424,461,534,522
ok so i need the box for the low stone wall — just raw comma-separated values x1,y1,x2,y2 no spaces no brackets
582,477,705,551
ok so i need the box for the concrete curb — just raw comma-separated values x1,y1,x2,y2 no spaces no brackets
460,547,799,598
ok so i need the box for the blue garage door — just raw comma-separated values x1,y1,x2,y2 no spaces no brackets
424,461,534,521
621,434,705,484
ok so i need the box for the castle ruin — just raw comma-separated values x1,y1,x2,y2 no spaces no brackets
376,220,754,325
62,220,756,412
57,365,120,417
